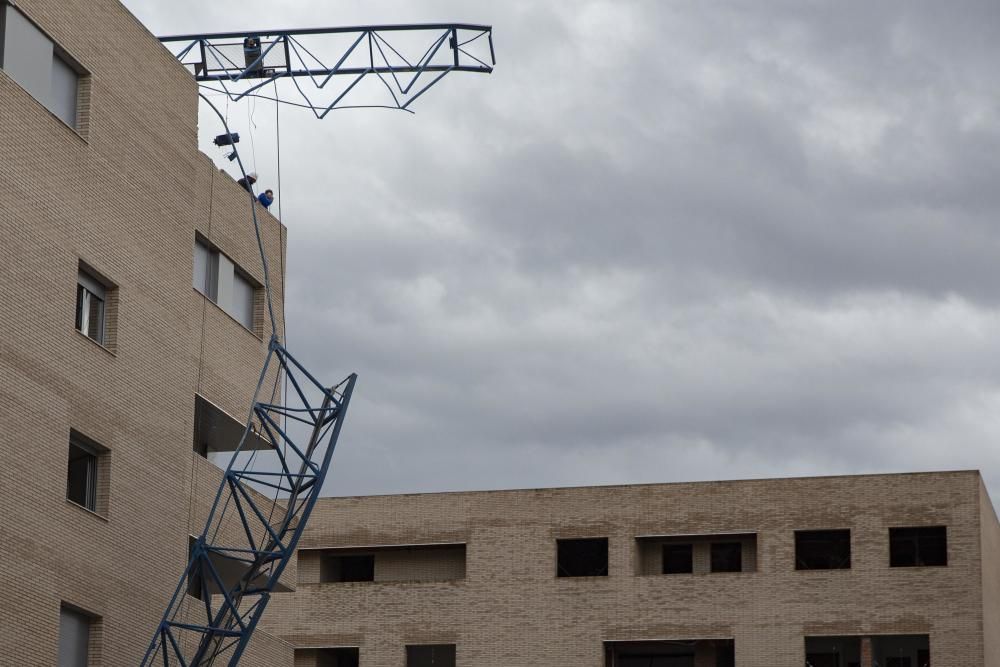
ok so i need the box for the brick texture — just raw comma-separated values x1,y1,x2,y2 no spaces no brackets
0,0,287,664
270,471,999,667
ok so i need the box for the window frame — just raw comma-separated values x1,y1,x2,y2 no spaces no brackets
58,604,95,667
710,541,743,573
889,526,947,568
75,268,107,344
794,529,852,571
406,644,457,667
193,235,260,333
662,542,694,575
556,537,609,578
0,2,86,130
66,430,108,516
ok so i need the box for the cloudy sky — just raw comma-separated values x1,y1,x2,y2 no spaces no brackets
123,0,1000,499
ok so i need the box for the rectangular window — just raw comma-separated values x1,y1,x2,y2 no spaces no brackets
710,542,742,573
66,431,107,515
890,526,947,567
194,237,258,331
1,4,81,128
66,439,97,510
76,269,106,344
795,530,851,570
662,543,693,574
557,537,608,577
231,271,255,329
406,644,456,667
58,605,93,667
293,647,359,667
322,554,375,582
308,544,466,584
193,239,218,299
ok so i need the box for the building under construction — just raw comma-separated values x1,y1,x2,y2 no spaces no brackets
1,0,999,665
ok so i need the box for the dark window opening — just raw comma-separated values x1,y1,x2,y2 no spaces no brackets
406,644,456,667
890,527,947,567
662,543,693,574
796,530,851,570
314,647,359,667
606,639,733,667
321,554,375,582
710,542,742,573
557,537,608,577
67,437,98,511
805,635,927,667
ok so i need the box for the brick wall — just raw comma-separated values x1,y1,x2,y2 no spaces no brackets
0,0,286,664
268,471,996,666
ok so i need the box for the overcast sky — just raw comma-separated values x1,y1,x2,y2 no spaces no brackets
123,0,1000,500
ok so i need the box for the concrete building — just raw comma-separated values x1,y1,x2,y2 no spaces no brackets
272,471,1000,667
0,0,292,663
2,2,999,667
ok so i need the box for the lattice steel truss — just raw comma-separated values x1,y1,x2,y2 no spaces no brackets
159,24,495,116
141,340,357,666
142,22,493,666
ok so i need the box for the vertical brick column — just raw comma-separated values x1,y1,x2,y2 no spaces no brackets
860,636,873,667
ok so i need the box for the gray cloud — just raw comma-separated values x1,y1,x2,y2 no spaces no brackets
127,0,1000,500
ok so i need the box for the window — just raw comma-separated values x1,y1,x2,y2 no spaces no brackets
193,239,218,299
58,605,94,667
76,269,106,344
308,544,467,584
890,527,947,567
407,644,456,667
1,4,82,128
795,529,851,570
293,647,359,667
322,554,375,582
194,237,258,331
662,543,693,574
710,542,742,573
66,439,96,510
557,537,608,577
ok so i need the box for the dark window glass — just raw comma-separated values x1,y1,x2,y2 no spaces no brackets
557,538,608,577
318,647,359,667
67,440,96,510
187,537,205,600
795,530,851,570
407,644,456,667
321,554,375,582
886,659,911,667
662,543,693,574
918,649,930,667
890,527,947,567
710,542,742,573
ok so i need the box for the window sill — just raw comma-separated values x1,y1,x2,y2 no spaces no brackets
66,498,109,523
194,288,263,341
75,329,116,356
889,564,949,570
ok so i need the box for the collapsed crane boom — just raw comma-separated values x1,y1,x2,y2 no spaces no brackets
142,21,494,667
160,24,495,116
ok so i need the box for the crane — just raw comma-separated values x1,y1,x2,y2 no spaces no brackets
140,23,494,666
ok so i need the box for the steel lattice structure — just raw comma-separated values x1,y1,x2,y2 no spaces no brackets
142,22,493,667
159,24,495,117
140,339,357,666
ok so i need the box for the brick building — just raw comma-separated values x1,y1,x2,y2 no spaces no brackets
1,1,999,667
276,471,1000,667
0,0,292,663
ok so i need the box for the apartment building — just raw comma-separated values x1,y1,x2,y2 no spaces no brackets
0,0,292,664
271,471,1000,667
3,2,1000,667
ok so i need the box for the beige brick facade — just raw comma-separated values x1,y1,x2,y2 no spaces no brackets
0,0,288,664
272,471,1000,667
1,2,999,667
